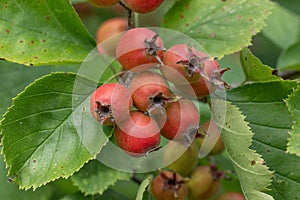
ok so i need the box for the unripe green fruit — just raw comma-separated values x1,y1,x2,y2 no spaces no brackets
197,120,225,155
188,166,214,200
216,192,246,200
165,141,199,176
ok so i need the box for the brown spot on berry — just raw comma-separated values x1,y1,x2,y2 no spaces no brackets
42,39,46,43
30,41,34,44
180,15,184,19
43,49,47,52
244,56,248,61
251,160,256,165
19,40,23,43
33,160,36,163
5,29,10,34
185,23,190,27
34,56,38,59
45,16,50,20
210,32,216,38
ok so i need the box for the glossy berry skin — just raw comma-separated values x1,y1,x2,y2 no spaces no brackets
88,0,119,7
116,28,164,70
90,83,133,125
216,192,246,200
188,166,221,200
155,99,200,140
129,71,171,112
197,120,225,155
152,171,188,200
174,75,216,99
161,44,220,86
115,111,160,157
96,18,127,57
165,141,199,176
124,0,164,13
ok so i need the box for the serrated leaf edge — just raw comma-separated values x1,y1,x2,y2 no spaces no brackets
240,48,282,83
71,162,132,196
215,100,274,199
284,85,300,156
0,72,105,190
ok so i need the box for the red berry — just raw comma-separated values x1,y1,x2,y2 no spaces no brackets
88,0,119,7
161,44,220,86
124,0,164,13
216,192,246,200
116,28,164,70
173,76,215,99
96,18,127,57
188,165,221,200
129,71,171,113
152,171,189,200
115,111,160,157
90,83,133,125
197,120,225,155
154,99,200,140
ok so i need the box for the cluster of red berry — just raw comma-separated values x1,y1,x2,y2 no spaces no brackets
88,1,244,199
90,26,224,157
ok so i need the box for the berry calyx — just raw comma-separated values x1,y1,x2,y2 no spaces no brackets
154,99,200,140
152,171,189,200
88,0,119,8
124,0,164,14
129,71,172,113
116,28,164,70
115,111,160,157
161,44,215,85
90,83,133,125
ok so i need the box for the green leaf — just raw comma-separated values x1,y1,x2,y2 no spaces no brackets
60,189,130,200
212,99,274,200
276,0,300,16
0,0,96,66
226,80,300,199
240,48,281,82
262,5,300,49
286,86,300,156
0,60,79,117
277,40,300,71
0,151,53,200
135,176,151,200
0,72,108,189
71,160,131,195
162,0,273,58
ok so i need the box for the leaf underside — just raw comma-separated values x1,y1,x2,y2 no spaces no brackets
212,99,274,200
286,86,300,156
